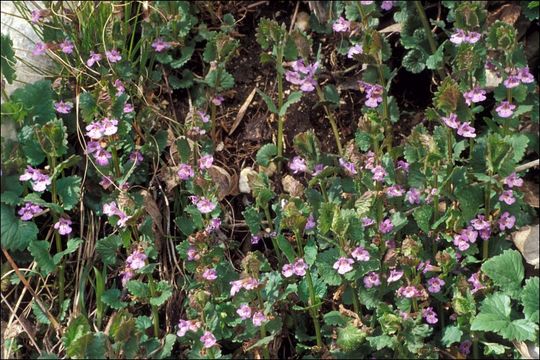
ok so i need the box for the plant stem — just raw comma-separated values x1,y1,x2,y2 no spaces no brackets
257,289,271,360
483,177,492,260
414,1,446,79
473,336,479,359
375,57,392,153
264,205,284,265
111,146,122,178
350,282,362,320
49,156,65,311
276,47,285,174
294,230,323,348
148,277,160,337
315,85,343,156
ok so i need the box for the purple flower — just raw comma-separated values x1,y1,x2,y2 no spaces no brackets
504,74,521,89
293,258,308,276
85,121,105,139
237,304,252,320
129,151,143,165
84,141,101,155
339,158,357,176
347,44,363,59
282,263,294,278
453,234,470,251
387,269,403,283
195,197,217,214
103,201,130,227
206,218,222,233
243,277,260,290
285,59,318,92
517,66,534,83
385,185,404,198
423,307,438,324
499,189,516,205
251,235,261,245
450,29,467,45
177,163,195,180
289,156,308,174
126,249,147,270
59,39,74,54
187,246,200,261
197,111,210,123
468,272,485,294
33,42,47,56
363,272,381,288
105,49,122,63
99,176,113,190
333,257,354,275
381,1,395,11
465,31,481,44
252,311,267,327
151,38,171,52
54,217,73,235
379,218,393,234
177,320,191,337
397,285,420,298
362,217,375,227
396,160,409,173
54,100,73,114
504,172,523,188
498,211,516,231
200,331,217,348
31,9,45,23
442,113,460,129
333,17,350,32
460,340,472,355
212,95,224,106
351,246,370,261
94,149,112,166
406,188,421,205
18,202,43,221
305,214,316,231
427,277,445,293
461,226,478,243
101,117,118,135
312,164,325,176
359,82,384,108
495,101,516,118
120,268,134,287
114,79,125,96
457,122,476,138
199,154,214,170
123,103,134,113
463,87,486,106
418,260,436,274
19,166,51,192
202,268,218,281
371,165,387,182
86,51,102,67
471,215,490,231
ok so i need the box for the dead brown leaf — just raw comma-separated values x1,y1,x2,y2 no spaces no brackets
229,87,257,135
487,4,521,26
522,180,539,208
282,175,304,197
207,165,235,200
160,166,181,193
512,225,539,269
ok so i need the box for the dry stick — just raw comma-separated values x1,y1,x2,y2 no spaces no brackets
2,248,62,334
1,293,42,355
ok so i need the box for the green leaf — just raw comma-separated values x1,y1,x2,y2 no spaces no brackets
41,119,68,158
317,248,342,286
318,202,335,236
323,311,349,326
242,206,261,234
246,334,276,351
506,134,529,163
323,85,340,106
413,205,432,233
11,80,55,125
79,92,97,122
337,324,367,352
500,319,537,341
455,185,484,222
127,280,150,299
171,46,194,69
53,238,83,265
279,91,303,116
149,281,173,306
95,235,122,266
204,69,234,91
426,43,445,70
277,234,296,263
1,204,39,251
441,325,463,347
304,238,317,266
482,342,509,356
28,240,55,275
85,333,107,359
56,176,81,211
32,300,51,325
367,335,395,351
481,249,524,298
355,130,371,152
471,293,511,333
256,143,277,166
522,277,539,323
19,125,46,166
102,289,128,310
256,89,278,114
52,155,83,179
402,49,427,74
63,315,92,359
1,34,16,84
155,334,177,359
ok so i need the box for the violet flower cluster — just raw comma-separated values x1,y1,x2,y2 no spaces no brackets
449,29,481,45
229,277,260,296
282,258,308,278
19,166,51,192
285,59,319,92
236,304,267,327
18,202,43,221
358,81,384,108
442,113,476,138
103,201,131,227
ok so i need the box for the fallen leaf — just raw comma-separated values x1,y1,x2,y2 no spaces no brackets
229,87,257,135
282,175,304,197
207,165,234,200
487,4,521,26
239,167,258,194
160,166,181,193
512,225,539,269
522,180,539,208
